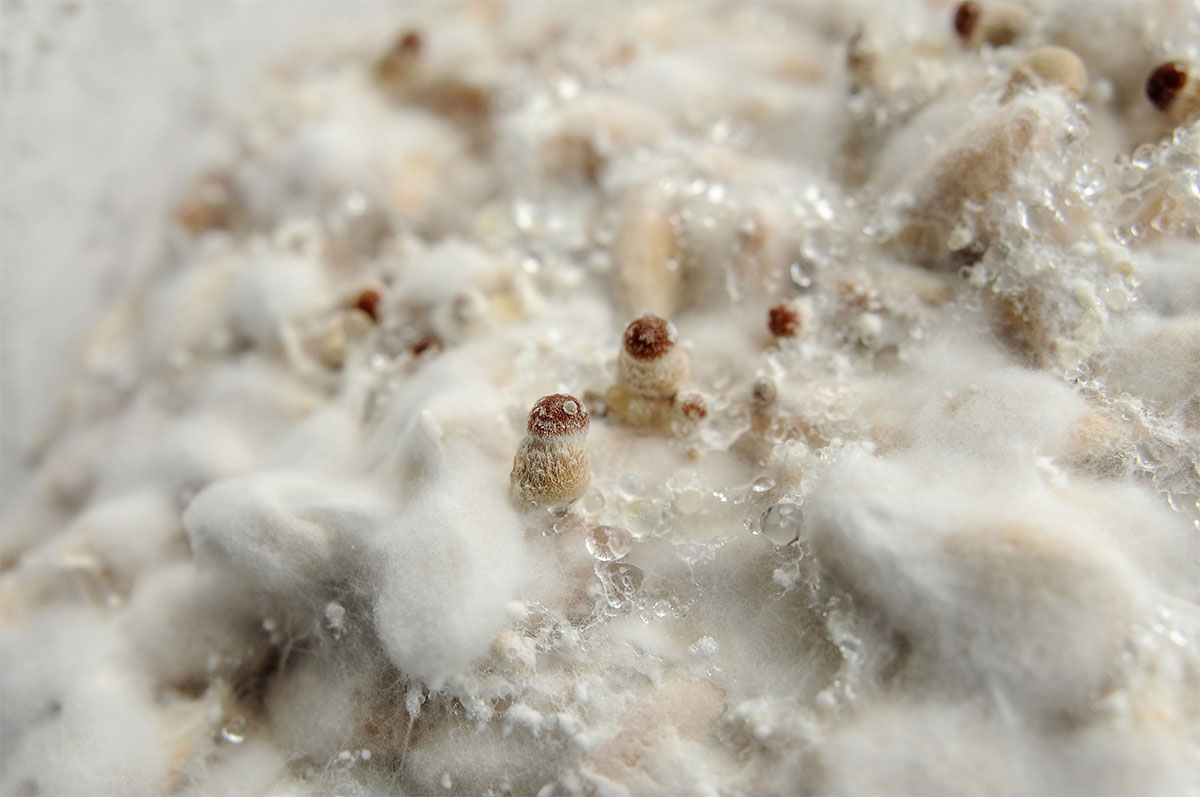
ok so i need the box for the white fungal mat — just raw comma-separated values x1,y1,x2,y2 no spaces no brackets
2,1,1199,795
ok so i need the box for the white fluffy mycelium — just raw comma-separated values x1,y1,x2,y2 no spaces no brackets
3,1,1200,795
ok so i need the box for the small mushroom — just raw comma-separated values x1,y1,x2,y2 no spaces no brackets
618,315,687,398
511,394,590,506
376,29,423,91
607,316,692,431
768,301,803,339
953,1,1028,49
1146,60,1198,127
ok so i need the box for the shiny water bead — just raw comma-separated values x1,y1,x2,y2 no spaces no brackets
220,716,247,744
751,476,776,493
675,487,705,515
595,561,645,609
789,261,814,291
757,501,804,545
625,499,663,537
586,525,632,561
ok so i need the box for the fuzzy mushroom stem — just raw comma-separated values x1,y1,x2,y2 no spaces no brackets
617,315,687,398
511,394,590,506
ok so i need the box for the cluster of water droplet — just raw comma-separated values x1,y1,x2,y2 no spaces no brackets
1110,120,1200,243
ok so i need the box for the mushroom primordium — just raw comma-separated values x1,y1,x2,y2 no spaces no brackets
768,301,803,339
511,393,591,506
953,1,1028,49
1146,60,1198,127
607,315,699,431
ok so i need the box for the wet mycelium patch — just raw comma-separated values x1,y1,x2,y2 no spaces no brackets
2,1,1200,795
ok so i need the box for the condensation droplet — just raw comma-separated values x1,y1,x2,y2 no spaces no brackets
675,487,704,515
595,561,644,609
220,716,246,744
618,472,642,496
625,500,662,537
757,501,804,545
751,476,776,493
586,525,632,561
789,261,814,291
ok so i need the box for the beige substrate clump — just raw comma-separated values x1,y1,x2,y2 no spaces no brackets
2,2,1199,796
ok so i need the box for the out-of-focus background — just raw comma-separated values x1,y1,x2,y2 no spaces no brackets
0,1,398,505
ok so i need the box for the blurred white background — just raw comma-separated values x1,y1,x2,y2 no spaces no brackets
0,1,400,505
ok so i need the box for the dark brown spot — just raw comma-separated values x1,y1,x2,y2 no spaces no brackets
1147,61,1188,111
679,393,707,421
398,30,423,55
528,394,590,437
623,315,675,361
954,1,981,40
377,30,424,88
410,336,442,357
768,303,800,338
353,289,382,323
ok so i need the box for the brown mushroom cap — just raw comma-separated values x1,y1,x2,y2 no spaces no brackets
623,315,676,361
527,394,590,437
1147,61,1188,112
768,302,801,338
954,1,981,39
353,289,382,322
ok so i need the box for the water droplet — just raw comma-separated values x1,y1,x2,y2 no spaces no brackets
625,500,662,537
551,513,585,536
689,636,719,657
751,476,776,493
586,525,632,561
757,501,803,545
618,472,642,496
563,400,579,416
595,561,644,609
406,687,425,717
220,716,246,744
789,261,814,291
675,487,704,515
